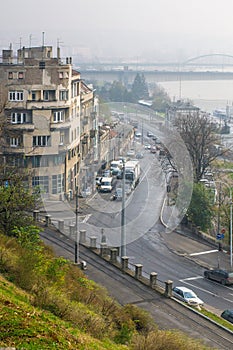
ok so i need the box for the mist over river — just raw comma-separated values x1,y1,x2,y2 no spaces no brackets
159,80,233,113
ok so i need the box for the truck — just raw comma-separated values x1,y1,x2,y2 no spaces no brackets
124,160,140,189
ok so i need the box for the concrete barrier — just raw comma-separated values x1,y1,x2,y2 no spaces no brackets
150,272,158,288
58,219,64,232
110,248,118,263
90,236,97,249
121,256,129,271
80,229,86,243
45,214,51,227
164,280,173,297
134,264,143,279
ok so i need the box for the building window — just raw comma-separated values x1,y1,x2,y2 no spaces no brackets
31,156,49,168
43,90,56,101
59,72,63,79
33,135,51,147
53,154,64,165
53,111,64,123
59,90,68,101
60,133,64,145
8,72,13,79
52,174,64,194
32,176,49,193
10,137,20,147
18,72,24,79
9,91,24,101
11,112,29,124
31,91,36,101
44,91,49,101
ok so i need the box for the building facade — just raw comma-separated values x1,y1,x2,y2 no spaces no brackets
0,44,98,199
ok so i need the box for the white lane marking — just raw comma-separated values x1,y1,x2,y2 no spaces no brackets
179,278,233,303
181,276,203,281
82,214,92,223
189,249,218,256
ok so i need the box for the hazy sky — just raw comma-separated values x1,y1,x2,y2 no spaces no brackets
1,0,233,62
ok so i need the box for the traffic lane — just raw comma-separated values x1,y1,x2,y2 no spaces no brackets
126,233,233,313
178,275,233,315
41,224,233,349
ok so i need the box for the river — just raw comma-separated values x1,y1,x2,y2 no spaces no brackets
159,80,233,114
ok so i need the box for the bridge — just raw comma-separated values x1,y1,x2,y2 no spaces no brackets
77,53,233,84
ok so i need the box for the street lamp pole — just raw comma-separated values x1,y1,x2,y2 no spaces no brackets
121,160,126,257
75,185,79,264
230,189,232,268
216,180,232,268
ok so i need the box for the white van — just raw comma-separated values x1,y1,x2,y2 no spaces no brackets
110,160,123,175
99,177,113,192
111,160,123,169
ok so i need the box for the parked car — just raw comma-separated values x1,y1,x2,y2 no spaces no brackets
147,131,154,137
204,269,233,285
172,286,204,306
127,149,135,157
102,169,111,177
136,152,144,159
112,187,123,200
150,146,157,154
221,309,233,324
111,167,121,176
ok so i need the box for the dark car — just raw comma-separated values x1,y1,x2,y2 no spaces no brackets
221,309,233,324
204,269,233,285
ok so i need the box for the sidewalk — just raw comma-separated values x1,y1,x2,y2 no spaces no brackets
160,202,232,271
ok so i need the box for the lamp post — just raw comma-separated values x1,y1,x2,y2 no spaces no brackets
216,180,232,268
75,185,79,264
120,160,126,257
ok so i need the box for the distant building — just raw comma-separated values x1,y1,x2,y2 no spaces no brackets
0,44,98,199
166,100,200,125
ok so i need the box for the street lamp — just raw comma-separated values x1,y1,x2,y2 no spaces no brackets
120,160,126,257
75,185,80,264
215,180,232,268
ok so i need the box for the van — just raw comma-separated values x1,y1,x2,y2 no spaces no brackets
99,177,113,192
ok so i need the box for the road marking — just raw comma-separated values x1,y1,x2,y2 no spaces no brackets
189,249,218,256
179,279,233,303
81,214,92,223
181,276,203,281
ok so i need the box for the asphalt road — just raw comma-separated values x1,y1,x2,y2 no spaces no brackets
40,226,233,350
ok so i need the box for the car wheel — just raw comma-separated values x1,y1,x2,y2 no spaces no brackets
204,272,209,279
221,279,226,285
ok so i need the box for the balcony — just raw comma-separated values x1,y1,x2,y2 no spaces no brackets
8,123,35,132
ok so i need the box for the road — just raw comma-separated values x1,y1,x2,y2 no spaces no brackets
39,125,233,348
40,227,233,350
42,136,233,315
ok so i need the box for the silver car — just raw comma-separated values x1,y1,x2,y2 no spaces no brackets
172,286,204,306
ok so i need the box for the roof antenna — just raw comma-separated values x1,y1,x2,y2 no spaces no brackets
42,31,45,47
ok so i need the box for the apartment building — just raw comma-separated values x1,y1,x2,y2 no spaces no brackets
0,44,98,199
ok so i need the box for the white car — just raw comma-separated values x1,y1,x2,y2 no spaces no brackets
172,286,204,306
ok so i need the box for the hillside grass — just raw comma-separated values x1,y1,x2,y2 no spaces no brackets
0,231,215,349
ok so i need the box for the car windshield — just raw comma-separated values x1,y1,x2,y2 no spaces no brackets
184,292,196,299
228,273,233,278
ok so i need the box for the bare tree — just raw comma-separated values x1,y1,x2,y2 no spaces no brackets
174,113,221,182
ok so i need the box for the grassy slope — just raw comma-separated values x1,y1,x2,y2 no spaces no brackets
0,275,127,350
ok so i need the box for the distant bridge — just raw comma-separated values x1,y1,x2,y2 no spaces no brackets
182,53,233,67
80,69,233,85
77,53,233,84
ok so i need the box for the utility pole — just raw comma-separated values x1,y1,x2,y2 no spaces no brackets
121,160,126,257
217,182,222,252
75,186,79,264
